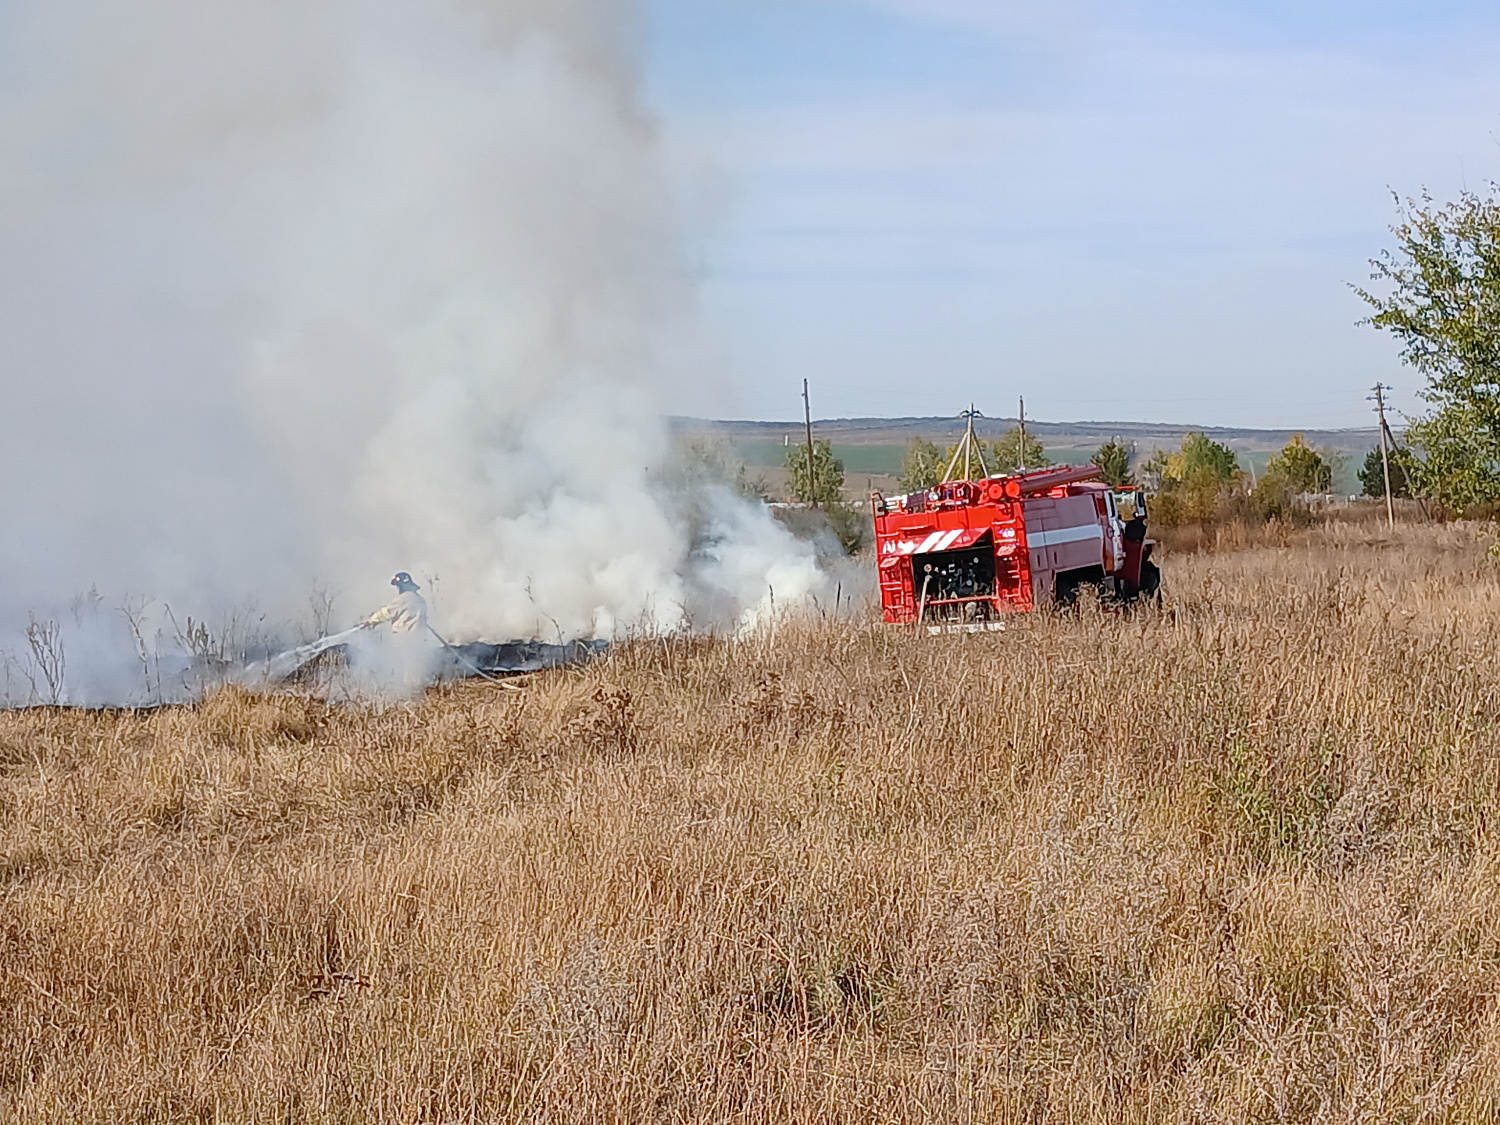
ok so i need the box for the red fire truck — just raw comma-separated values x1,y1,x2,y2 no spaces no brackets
871,464,1158,626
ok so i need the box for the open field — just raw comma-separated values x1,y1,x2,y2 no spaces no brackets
730,443,1092,477
713,440,1362,502
730,446,1104,506
6,521,1500,1121
681,416,1381,495
677,416,1385,458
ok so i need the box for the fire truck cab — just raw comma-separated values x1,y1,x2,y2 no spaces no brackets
872,465,1157,626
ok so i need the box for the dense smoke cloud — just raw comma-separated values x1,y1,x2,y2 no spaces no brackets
0,0,827,702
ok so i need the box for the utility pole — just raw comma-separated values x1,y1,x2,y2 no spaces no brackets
802,378,818,509
1018,396,1028,474
964,405,973,481
942,406,989,482
1371,383,1395,530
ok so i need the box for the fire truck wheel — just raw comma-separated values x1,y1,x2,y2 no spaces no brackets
1055,568,1106,609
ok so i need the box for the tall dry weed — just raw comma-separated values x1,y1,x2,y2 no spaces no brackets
3,522,1500,1120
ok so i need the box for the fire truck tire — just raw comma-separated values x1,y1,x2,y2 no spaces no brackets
1055,567,1106,608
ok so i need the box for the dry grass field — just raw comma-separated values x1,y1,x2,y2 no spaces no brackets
5,520,1500,1122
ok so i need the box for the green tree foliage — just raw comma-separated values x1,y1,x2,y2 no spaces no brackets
1141,433,1239,487
785,438,844,505
898,438,945,492
771,501,869,556
1358,446,1410,498
1142,432,1241,525
1265,434,1333,494
1180,432,1240,483
823,503,870,555
1251,434,1333,519
1358,190,1500,508
777,438,864,554
989,427,1052,475
1091,438,1134,487
674,438,767,502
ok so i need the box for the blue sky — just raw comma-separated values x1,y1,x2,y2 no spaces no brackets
644,0,1500,428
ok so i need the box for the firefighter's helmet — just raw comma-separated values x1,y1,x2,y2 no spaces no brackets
391,572,420,591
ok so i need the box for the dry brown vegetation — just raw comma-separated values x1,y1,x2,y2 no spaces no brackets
5,521,1500,1121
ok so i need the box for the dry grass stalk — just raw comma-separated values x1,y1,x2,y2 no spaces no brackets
3,521,1500,1121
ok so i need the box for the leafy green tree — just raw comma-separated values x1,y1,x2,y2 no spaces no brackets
1358,190,1500,508
1250,434,1332,519
674,438,768,502
770,499,869,556
1264,433,1332,494
897,438,945,491
1179,432,1240,482
823,502,870,555
1141,433,1237,486
1142,432,1241,525
785,438,844,505
1091,438,1134,487
989,427,1051,475
1358,446,1410,498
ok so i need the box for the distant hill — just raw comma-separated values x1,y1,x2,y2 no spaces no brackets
674,415,1388,456
676,415,1388,496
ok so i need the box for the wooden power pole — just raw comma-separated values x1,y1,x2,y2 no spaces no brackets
941,406,990,482
1018,396,1028,474
1371,383,1395,530
802,379,818,509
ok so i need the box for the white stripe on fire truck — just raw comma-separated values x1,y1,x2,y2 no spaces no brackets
1026,525,1105,549
908,528,969,554
914,531,946,553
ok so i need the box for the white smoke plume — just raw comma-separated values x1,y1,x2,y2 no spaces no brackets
0,0,830,704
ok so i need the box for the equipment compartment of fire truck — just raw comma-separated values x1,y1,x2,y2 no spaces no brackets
870,424,1159,627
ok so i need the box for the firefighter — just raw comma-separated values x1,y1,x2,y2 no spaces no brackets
361,572,428,634
1122,514,1161,599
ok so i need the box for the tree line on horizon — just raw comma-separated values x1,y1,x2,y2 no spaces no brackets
783,420,1367,528
878,425,1345,527
781,169,1500,530
780,183,1500,525
781,415,1414,528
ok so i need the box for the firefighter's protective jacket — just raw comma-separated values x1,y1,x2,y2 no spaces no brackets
365,590,427,634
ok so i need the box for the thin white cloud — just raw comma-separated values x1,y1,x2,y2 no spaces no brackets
668,3,1500,427
853,0,1087,38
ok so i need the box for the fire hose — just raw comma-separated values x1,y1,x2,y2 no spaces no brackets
256,623,528,688
424,623,517,686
